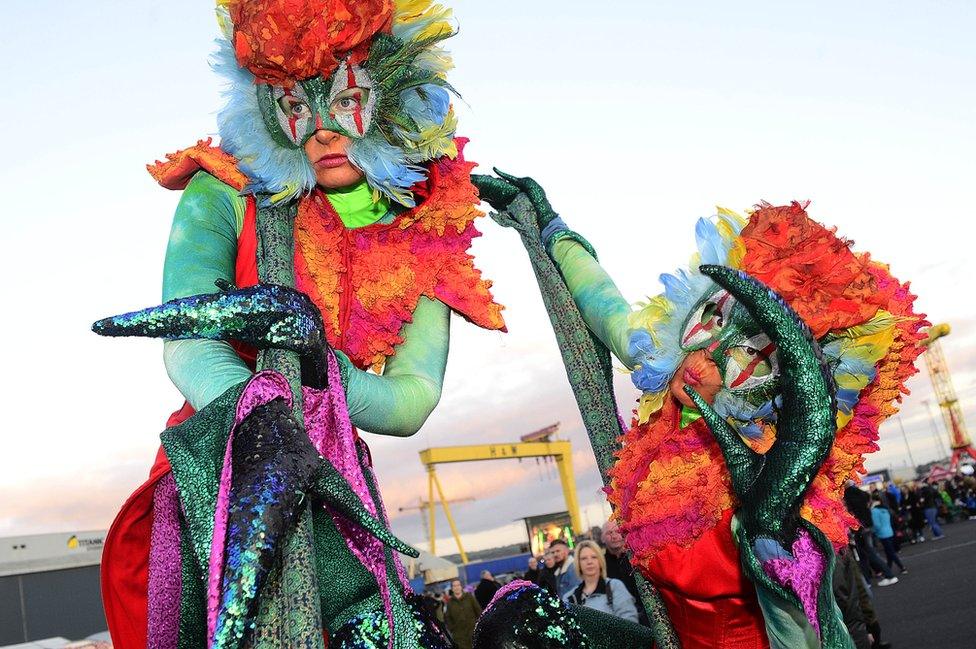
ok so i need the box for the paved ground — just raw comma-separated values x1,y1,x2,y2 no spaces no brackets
871,517,975,648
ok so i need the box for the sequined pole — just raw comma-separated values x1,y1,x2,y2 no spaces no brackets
251,201,325,649
476,175,679,649
686,266,851,648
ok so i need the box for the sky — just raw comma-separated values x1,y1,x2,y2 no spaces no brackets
2,1,975,556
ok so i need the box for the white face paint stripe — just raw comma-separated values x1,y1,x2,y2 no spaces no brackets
326,58,375,138
272,83,313,146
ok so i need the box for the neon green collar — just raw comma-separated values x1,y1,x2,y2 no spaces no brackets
680,405,702,429
324,180,391,229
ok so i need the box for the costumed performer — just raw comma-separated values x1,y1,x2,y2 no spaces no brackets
473,176,925,649
93,1,504,648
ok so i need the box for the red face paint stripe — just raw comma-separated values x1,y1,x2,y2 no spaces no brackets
352,90,364,135
283,89,299,140
729,342,777,389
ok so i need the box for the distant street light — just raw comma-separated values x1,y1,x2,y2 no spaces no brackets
897,417,918,469
922,399,950,460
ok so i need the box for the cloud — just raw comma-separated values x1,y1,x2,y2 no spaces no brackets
0,464,150,536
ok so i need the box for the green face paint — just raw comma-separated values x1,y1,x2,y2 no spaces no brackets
256,59,378,149
679,289,781,407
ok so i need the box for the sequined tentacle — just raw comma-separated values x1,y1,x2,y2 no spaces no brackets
311,466,419,558
695,265,850,645
211,398,321,649
683,386,762,496
92,283,330,382
698,264,836,536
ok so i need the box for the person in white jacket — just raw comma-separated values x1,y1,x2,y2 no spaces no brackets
563,540,639,623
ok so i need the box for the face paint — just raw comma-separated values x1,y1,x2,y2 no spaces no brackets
681,290,734,350
325,60,377,138
723,332,778,390
256,58,378,149
679,289,781,406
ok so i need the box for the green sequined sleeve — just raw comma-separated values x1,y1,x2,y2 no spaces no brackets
162,172,252,410
550,238,635,368
340,296,450,437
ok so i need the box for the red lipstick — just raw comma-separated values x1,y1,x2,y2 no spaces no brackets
316,153,349,169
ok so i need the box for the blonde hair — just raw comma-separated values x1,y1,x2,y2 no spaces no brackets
573,540,607,579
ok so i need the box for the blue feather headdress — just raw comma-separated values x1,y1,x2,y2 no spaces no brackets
213,1,460,207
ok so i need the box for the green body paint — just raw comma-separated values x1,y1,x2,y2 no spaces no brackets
161,172,447,436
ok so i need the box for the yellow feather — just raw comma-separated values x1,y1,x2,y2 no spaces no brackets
628,295,672,345
394,0,453,41
637,391,666,424
404,107,458,160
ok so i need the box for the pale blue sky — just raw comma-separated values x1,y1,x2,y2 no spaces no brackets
2,1,974,553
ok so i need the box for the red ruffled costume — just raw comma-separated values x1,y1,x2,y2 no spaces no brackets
608,203,924,648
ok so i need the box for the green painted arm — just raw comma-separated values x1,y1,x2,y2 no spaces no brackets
550,238,635,369
162,172,251,410
160,172,449,435
340,296,449,437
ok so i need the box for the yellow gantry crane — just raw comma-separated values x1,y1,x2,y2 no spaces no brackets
417,424,582,564
398,496,475,551
921,323,976,469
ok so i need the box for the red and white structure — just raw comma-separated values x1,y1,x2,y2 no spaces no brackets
921,324,976,470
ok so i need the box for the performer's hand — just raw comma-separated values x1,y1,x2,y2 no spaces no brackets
471,173,519,211
472,168,560,232
93,282,331,381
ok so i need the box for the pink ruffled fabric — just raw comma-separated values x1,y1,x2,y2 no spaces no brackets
760,528,827,637
303,352,408,648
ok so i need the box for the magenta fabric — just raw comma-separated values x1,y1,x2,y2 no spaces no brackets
206,371,293,644
761,528,827,637
203,359,405,647
303,351,407,647
485,579,537,612
147,472,181,649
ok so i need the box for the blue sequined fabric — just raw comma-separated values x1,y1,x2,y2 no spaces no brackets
213,398,321,647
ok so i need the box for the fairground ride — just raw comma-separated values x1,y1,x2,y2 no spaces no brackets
921,323,976,470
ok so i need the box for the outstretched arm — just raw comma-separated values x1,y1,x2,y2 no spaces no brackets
550,238,635,368
473,172,635,368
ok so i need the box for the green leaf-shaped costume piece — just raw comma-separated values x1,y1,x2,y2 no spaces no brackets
686,265,852,648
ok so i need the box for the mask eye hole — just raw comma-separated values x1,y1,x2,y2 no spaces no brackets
724,333,778,391
681,290,733,349
331,87,368,114
277,95,311,119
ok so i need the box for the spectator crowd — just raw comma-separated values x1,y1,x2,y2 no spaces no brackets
421,519,650,647
420,473,976,648
832,474,975,649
